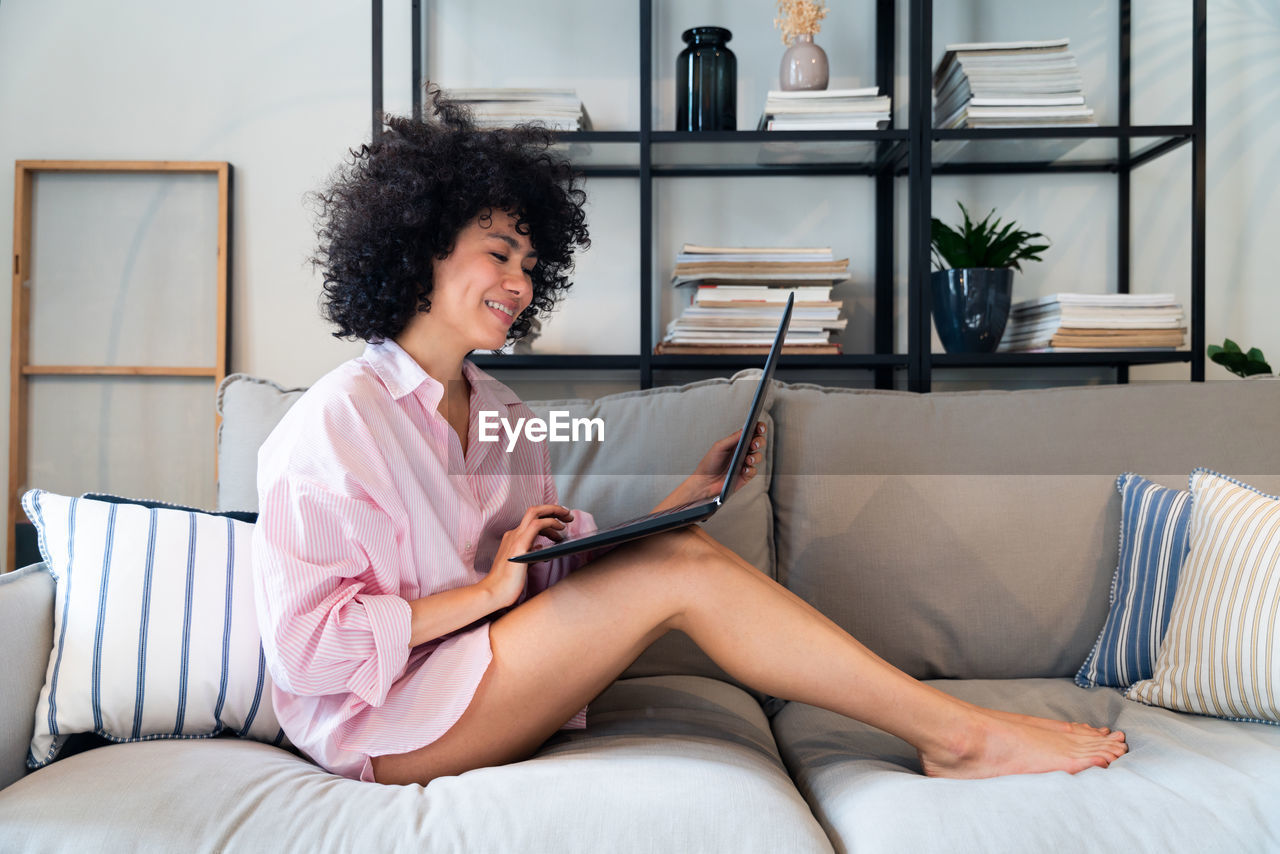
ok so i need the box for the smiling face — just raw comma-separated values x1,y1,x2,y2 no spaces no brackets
407,208,538,358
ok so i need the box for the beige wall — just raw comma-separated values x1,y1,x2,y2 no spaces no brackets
2,0,1277,562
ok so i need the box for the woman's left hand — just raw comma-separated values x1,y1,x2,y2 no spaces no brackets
651,421,766,512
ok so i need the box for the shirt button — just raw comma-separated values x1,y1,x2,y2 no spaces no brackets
465,541,474,552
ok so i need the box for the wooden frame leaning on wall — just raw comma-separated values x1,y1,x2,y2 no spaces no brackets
8,160,231,571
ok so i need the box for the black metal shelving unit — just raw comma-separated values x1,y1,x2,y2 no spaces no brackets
377,0,1206,393
907,0,1206,391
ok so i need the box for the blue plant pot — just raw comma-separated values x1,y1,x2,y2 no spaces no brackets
931,268,1015,353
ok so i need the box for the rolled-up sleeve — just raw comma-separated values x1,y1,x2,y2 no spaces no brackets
253,476,412,708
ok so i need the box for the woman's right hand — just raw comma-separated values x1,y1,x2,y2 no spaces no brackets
484,504,575,608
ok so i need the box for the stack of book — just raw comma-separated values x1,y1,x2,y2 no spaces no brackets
447,88,592,131
656,245,849,355
757,88,891,131
933,38,1096,129
999,293,1186,352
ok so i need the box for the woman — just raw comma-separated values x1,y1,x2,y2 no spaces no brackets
252,93,1126,786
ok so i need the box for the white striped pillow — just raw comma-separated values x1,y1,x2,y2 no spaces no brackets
22,490,287,768
1126,470,1280,724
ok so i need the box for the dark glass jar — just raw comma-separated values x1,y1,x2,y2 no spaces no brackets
676,27,736,131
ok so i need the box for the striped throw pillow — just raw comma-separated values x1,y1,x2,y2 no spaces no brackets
1127,470,1280,724
22,490,286,768
1076,474,1192,688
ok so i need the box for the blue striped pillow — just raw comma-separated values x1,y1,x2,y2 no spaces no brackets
1075,474,1192,689
22,490,286,768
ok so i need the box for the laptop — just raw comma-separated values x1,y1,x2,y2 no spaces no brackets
510,293,795,563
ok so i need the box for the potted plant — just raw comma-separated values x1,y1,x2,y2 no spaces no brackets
1208,339,1272,378
930,202,1049,353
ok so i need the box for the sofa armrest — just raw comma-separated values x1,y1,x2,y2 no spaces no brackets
0,563,54,790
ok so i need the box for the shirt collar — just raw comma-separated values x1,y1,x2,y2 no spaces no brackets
363,340,522,412
462,359,524,411
364,339,436,401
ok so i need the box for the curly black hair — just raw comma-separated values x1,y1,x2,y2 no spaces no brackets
311,89,590,343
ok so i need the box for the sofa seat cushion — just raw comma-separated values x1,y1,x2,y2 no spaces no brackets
771,677,1280,854
0,676,832,854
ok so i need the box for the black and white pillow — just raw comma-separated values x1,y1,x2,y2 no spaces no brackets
22,490,285,768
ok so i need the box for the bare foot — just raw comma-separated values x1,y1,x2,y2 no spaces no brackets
918,713,1128,779
981,707,1124,741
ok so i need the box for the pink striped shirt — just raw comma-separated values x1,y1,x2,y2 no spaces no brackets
252,340,595,781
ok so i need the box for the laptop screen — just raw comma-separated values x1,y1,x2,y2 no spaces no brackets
716,293,794,503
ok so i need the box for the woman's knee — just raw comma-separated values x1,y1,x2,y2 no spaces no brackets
643,525,723,569
648,528,748,592
589,527,737,597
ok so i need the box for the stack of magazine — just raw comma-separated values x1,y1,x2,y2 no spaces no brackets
447,88,592,131
656,245,849,355
933,38,1095,129
999,293,1186,352
757,88,891,131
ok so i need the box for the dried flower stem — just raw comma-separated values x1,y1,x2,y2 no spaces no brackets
774,0,828,45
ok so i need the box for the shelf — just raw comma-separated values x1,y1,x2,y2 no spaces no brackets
468,354,641,371
930,351,1193,369
928,126,1194,174
548,127,1194,177
652,354,908,371
549,132,640,175
649,130,907,176
467,354,908,372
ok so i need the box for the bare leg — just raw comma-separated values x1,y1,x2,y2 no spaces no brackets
372,527,1125,785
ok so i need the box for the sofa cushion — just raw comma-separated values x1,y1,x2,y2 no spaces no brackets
0,564,54,790
769,381,1280,680
21,490,286,769
0,676,832,854
218,370,777,687
526,371,775,686
1127,470,1280,724
1076,474,1192,688
216,374,306,512
771,678,1280,854
523,370,774,578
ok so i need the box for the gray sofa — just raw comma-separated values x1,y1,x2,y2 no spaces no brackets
2,372,1278,853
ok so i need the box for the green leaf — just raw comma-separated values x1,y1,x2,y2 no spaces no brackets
1242,361,1273,377
1208,339,1271,377
929,201,1048,271
931,217,974,269
1209,351,1249,377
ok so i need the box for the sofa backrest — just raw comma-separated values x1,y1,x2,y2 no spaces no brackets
221,371,1280,684
769,380,1280,681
